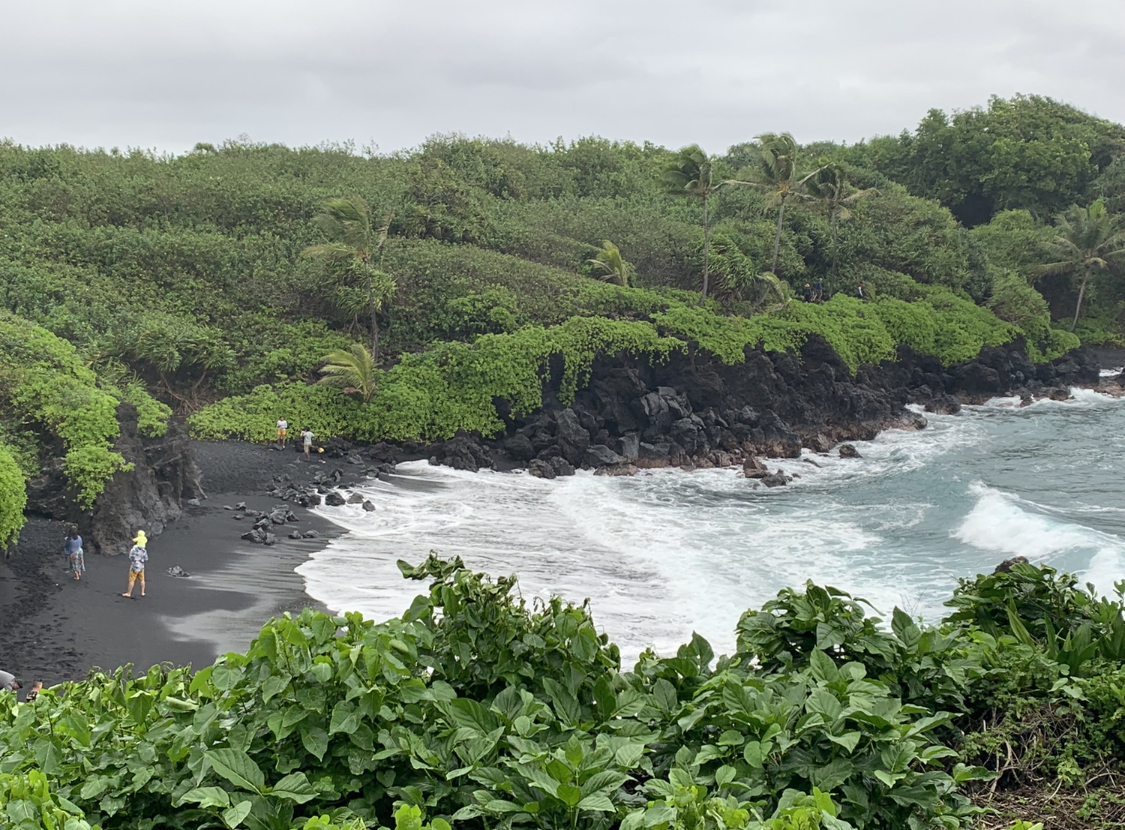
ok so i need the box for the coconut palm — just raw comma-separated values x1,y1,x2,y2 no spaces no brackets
317,342,377,401
745,133,821,274
805,163,877,283
1038,199,1125,331
665,145,745,303
302,196,394,363
586,240,633,286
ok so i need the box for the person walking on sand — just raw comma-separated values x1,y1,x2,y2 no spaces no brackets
276,417,288,448
64,524,84,581
301,427,315,461
122,531,148,599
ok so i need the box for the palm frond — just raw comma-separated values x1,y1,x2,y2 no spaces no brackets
317,342,377,401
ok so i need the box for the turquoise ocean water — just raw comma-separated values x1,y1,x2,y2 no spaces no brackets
299,386,1125,664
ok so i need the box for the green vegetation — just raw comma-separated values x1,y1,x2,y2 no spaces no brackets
0,313,172,543
0,93,1122,536
2,557,1122,829
0,444,26,550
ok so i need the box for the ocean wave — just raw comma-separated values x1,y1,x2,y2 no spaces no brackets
299,403,1125,664
952,481,1125,594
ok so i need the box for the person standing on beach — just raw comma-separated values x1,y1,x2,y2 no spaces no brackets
0,670,19,692
301,427,315,461
276,418,288,448
64,525,84,581
122,531,148,599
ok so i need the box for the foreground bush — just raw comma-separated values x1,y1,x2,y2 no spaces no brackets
3,557,1118,829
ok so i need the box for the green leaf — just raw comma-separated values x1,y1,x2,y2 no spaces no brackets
178,787,231,809
442,698,499,735
581,770,628,798
32,739,64,776
557,783,582,808
271,771,317,804
806,688,843,722
615,742,645,768
80,777,110,800
809,649,839,683
301,726,329,761
715,765,736,787
891,607,922,650
577,794,616,812
593,675,617,721
653,679,678,714
329,701,359,735
826,731,861,752
206,748,265,794
717,730,744,746
223,801,253,829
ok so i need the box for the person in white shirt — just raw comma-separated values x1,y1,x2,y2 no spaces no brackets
276,418,289,448
301,427,314,461
0,670,19,692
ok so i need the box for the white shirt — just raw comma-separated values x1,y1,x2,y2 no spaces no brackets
277,420,288,430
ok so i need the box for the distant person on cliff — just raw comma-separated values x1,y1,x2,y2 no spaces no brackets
64,525,84,581
0,670,19,692
813,280,824,302
301,427,315,461
121,531,148,599
802,283,813,302
276,418,288,448
856,283,865,300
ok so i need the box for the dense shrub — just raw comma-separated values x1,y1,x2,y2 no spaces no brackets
0,444,26,549
5,557,1118,830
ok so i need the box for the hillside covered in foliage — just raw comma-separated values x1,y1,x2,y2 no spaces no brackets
1,93,1124,544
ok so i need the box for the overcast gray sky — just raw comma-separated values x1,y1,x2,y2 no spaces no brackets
3,0,1123,156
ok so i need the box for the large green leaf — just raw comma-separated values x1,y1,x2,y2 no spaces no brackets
206,748,265,794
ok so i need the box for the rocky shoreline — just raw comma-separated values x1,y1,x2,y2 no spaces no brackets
16,337,1112,555
325,336,1104,485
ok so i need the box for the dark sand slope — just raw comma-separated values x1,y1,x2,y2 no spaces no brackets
0,441,357,687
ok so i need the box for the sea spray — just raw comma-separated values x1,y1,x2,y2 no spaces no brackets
301,396,1125,665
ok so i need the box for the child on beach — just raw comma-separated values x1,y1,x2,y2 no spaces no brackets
64,525,85,581
122,531,148,598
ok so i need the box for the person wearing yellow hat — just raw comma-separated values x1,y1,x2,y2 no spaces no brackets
121,530,148,599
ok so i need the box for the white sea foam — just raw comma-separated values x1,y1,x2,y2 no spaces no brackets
298,401,1125,665
953,482,1125,595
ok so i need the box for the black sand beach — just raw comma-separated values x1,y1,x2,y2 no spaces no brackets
0,440,364,687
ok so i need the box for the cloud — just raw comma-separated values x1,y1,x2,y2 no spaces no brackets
1,0,1122,154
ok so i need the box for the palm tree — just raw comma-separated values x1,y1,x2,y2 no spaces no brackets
586,240,633,286
302,196,394,363
663,145,729,303
805,163,877,283
1038,200,1125,331
317,342,377,401
745,133,821,274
